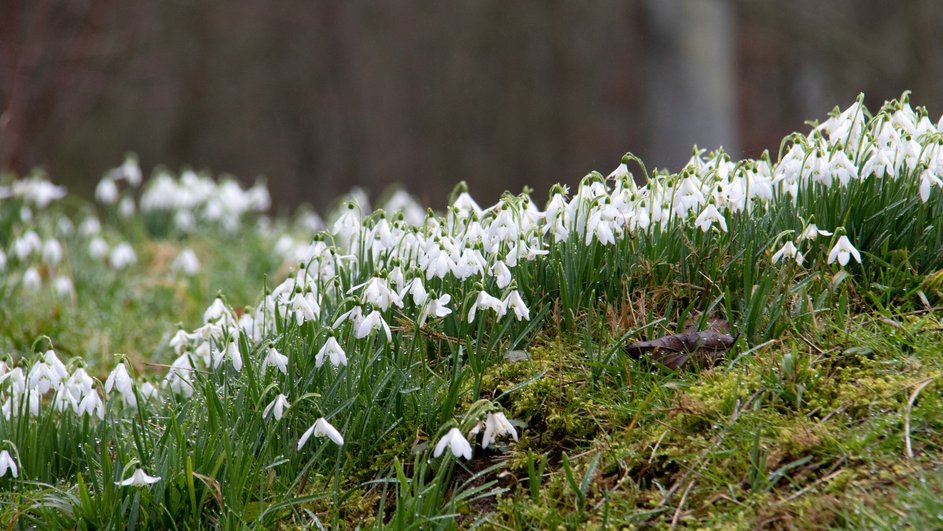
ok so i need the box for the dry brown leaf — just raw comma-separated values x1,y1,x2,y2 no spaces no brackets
625,330,735,370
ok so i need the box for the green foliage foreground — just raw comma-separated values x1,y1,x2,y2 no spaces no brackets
1,93,943,529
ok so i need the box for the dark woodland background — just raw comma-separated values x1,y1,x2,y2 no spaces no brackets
2,0,942,210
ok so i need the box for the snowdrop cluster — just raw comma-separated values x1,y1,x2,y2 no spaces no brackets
433,404,520,461
2,93,942,465
0,351,156,424
139,169,270,232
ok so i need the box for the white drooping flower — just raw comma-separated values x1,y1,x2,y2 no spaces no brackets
171,248,201,275
41,239,63,266
115,468,160,487
919,168,942,203
694,204,728,233
109,243,137,269
53,276,75,298
96,177,119,204
827,235,862,267
203,298,229,323
165,354,195,398
358,277,403,311
263,394,290,421
504,290,530,321
356,310,392,342
480,412,518,449
105,364,136,408
21,267,42,292
433,427,472,460
77,389,105,420
44,351,69,383
798,223,833,241
298,417,344,449
88,237,109,259
260,347,289,376
315,337,347,368
0,450,18,478
491,260,512,289
771,241,803,266
418,293,452,327
79,217,101,237
467,291,507,323
118,196,136,218
407,277,428,306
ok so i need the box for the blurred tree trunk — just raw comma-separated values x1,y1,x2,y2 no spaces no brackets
644,0,737,170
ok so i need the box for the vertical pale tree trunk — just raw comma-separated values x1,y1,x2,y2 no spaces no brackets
645,0,737,171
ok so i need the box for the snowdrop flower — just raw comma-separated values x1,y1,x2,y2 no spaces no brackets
491,260,512,289
298,417,344,449
0,450,18,478
28,363,57,395
44,351,69,382
827,235,862,267
359,277,403,311
88,237,109,259
116,468,160,487
223,339,243,372
418,293,452,327
109,154,143,186
77,389,105,420
261,347,288,376
425,251,456,280
140,382,159,402
694,204,728,233
289,292,320,325
504,290,530,321
771,241,803,266
22,267,42,292
96,177,119,204
798,224,832,241
118,196,136,218
171,248,201,275
315,337,347,368
407,277,428,306
586,209,616,246
454,248,487,280
79,217,101,237
356,310,392,341
480,412,518,449
919,168,942,202
0,250,5,271
109,243,137,269
332,205,361,242
263,394,290,421
453,192,483,217
861,148,897,179
433,427,472,460
106,363,137,408
165,354,195,397
42,239,63,266
14,231,42,261
53,276,74,298
2,394,40,421
829,151,858,186
467,291,507,323
203,298,228,323
607,161,630,180
52,383,79,414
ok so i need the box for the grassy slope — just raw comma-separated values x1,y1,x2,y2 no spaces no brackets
3,231,942,529
475,309,943,529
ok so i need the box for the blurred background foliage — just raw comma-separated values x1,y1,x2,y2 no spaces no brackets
2,0,941,210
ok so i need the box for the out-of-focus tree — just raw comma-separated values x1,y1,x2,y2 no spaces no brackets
2,0,942,210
